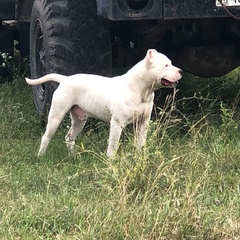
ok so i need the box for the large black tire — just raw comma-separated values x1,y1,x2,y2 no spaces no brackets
30,0,112,118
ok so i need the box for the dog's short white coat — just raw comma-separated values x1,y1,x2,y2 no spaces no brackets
26,49,182,157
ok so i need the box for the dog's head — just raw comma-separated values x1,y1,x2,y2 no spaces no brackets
145,49,182,89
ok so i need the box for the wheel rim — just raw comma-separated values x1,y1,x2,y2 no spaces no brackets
33,19,46,102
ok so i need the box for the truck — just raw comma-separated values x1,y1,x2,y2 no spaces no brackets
0,0,240,117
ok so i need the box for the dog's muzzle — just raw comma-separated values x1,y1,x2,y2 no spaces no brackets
161,78,179,87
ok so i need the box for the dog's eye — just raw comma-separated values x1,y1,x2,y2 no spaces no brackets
165,64,169,67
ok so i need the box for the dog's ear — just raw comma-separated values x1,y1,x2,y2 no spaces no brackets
146,49,157,63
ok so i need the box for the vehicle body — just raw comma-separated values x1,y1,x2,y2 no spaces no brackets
0,0,15,55
1,0,240,116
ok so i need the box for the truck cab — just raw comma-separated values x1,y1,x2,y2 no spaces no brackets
1,0,240,116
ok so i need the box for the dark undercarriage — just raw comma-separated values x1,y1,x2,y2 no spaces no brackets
111,18,240,77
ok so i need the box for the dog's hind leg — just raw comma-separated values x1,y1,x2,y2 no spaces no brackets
38,100,71,156
38,115,67,156
65,105,88,154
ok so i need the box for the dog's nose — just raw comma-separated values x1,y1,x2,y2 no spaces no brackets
179,69,183,76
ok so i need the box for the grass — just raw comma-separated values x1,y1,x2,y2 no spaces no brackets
1,64,240,239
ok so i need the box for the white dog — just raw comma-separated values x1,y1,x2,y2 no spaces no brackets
26,49,182,157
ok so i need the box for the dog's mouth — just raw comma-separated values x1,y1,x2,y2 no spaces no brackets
161,78,178,87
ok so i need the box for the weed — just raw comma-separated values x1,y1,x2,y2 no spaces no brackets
1,66,240,239
0,43,30,83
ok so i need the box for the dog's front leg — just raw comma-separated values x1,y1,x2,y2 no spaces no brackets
107,118,123,158
135,111,151,149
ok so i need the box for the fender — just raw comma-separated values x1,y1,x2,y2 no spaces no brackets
16,0,34,22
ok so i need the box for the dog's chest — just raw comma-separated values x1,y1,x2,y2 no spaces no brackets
120,99,152,125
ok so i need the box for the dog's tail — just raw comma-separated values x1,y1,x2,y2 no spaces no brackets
25,73,67,85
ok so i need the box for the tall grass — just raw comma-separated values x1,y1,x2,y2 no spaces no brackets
1,64,240,239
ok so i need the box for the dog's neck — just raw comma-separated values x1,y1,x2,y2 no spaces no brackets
126,60,156,103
